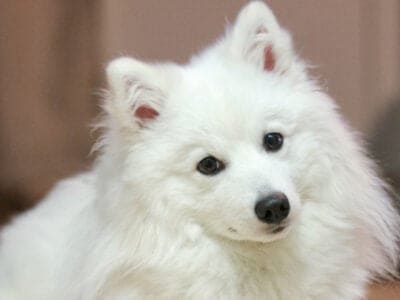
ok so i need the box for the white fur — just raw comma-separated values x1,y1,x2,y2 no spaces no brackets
1,2,399,299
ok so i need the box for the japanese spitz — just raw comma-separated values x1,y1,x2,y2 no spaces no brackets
1,2,399,299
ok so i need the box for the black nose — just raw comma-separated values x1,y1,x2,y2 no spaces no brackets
255,193,290,224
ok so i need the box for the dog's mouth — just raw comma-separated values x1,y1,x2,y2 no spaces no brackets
271,226,286,234
225,221,292,243
268,221,291,237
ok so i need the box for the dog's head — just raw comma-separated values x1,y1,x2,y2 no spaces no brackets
99,2,367,244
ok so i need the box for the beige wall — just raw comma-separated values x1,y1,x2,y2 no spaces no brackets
0,1,101,208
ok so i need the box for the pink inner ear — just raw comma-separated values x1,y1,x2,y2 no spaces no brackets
263,46,275,71
134,105,159,120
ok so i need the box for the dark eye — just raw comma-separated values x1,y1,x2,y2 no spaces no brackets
263,132,284,151
197,156,225,175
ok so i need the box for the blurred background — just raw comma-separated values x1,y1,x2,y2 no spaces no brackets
0,1,399,298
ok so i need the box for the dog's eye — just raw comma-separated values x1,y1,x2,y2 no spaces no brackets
263,132,284,151
197,156,225,175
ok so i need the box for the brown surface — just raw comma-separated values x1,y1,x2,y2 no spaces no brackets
369,283,400,300
0,1,399,298
0,1,101,204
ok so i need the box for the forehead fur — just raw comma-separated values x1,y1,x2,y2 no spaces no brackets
161,59,321,142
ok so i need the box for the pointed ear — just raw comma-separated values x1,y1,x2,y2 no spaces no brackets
227,1,301,76
106,57,177,129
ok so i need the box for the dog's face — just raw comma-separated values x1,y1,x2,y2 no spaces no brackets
104,2,336,243
150,74,307,243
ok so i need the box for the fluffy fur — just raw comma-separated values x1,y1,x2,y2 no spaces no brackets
0,2,399,299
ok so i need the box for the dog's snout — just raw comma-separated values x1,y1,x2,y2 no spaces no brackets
255,192,290,224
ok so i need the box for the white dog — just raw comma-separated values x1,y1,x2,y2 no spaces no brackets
0,2,399,299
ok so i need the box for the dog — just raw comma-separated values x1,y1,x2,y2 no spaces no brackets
1,2,399,299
